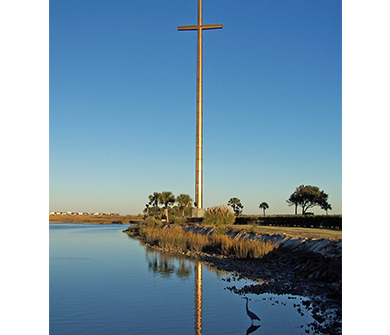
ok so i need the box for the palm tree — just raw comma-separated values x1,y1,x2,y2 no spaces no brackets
176,194,193,217
227,197,244,216
159,191,175,223
259,202,269,216
320,201,332,215
148,192,161,218
286,191,300,215
143,203,150,218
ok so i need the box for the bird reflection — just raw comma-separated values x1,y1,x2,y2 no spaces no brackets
246,324,261,335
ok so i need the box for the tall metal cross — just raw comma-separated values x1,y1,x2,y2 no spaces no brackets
178,0,222,211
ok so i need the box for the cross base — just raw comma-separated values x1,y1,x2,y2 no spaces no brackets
192,208,206,218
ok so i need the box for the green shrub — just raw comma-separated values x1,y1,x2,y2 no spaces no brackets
173,217,187,226
145,216,163,228
203,205,235,230
127,225,140,233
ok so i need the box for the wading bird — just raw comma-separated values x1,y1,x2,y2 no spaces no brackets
242,297,261,325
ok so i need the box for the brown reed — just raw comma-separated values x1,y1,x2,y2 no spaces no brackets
137,225,278,259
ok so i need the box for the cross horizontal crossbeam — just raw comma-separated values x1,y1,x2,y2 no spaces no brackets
177,24,223,31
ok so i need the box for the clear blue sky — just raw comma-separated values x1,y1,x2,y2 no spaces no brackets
49,0,342,215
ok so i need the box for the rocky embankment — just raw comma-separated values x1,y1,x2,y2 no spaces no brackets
184,225,341,281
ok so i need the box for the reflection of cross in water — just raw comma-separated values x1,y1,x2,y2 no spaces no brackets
194,262,261,335
195,261,202,335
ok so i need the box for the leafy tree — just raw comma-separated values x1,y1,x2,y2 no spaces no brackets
159,191,175,223
287,185,329,214
176,194,193,217
227,197,244,216
259,202,269,216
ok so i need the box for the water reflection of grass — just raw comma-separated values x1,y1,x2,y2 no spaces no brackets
136,226,278,259
145,248,193,279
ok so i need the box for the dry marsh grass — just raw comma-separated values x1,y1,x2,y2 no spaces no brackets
137,225,278,259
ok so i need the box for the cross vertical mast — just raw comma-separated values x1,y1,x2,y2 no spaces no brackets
196,0,203,211
178,0,222,212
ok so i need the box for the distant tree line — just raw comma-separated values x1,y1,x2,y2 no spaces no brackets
145,185,333,223
228,185,332,217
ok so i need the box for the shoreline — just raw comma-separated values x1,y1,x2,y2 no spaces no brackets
49,214,142,224
123,225,341,334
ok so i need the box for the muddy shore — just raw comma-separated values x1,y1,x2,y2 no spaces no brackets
123,224,341,334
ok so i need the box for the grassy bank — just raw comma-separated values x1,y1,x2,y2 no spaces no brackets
228,224,342,242
235,214,342,229
128,225,279,259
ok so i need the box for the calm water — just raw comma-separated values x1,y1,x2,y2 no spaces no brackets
50,223,316,334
